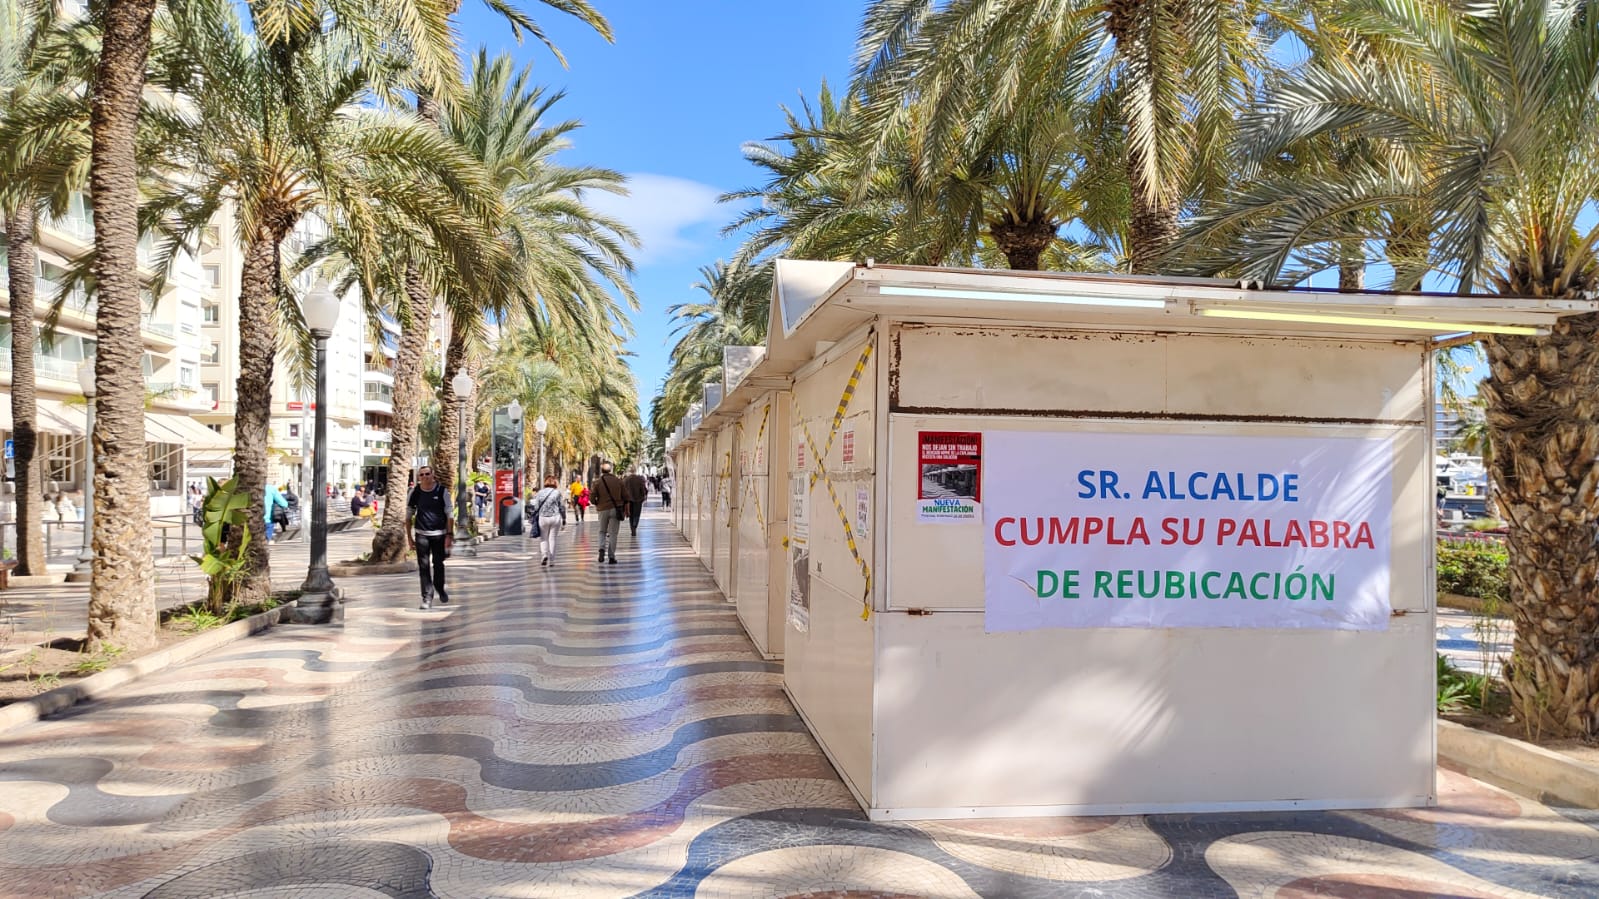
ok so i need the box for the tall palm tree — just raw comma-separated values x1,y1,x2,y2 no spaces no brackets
83,0,162,649
431,50,635,502
1186,0,1599,737
854,0,1283,272
0,0,60,577
372,0,614,563
144,1,504,603
64,0,470,647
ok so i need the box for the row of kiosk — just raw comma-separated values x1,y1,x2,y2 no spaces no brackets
664,260,1590,821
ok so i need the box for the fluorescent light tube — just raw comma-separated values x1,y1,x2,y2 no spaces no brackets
878,284,1167,310
1198,307,1542,336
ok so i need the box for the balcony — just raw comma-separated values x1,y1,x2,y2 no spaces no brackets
0,348,81,385
362,363,394,386
140,314,179,348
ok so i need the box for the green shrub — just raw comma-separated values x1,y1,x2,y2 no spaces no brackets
1437,654,1491,713
1436,541,1507,600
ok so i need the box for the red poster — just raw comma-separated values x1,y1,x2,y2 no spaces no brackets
494,470,515,495
917,432,982,523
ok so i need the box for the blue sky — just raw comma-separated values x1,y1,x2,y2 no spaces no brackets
455,0,866,421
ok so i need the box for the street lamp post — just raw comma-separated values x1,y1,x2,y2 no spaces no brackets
450,371,476,557
534,414,548,483
507,400,523,536
68,362,96,583
290,286,342,624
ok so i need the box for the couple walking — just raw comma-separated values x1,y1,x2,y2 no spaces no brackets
527,462,646,566
591,463,648,564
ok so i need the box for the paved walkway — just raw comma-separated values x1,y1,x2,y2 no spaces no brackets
0,510,1595,897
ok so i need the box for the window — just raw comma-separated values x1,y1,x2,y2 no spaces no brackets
288,423,300,438
179,366,195,388
204,264,220,288
42,433,83,486
203,343,220,363
207,424,223,434
203,382,219,405
202,303,220,323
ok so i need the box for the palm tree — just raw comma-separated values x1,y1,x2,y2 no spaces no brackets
372,0,614,564
854,0,1282,273
1186,0,1599,737
143,2,504,603
650,259,771,439
0,0,59,577
56,0,472,647
430,50,636,503
82,0,163,649
726,82,978,270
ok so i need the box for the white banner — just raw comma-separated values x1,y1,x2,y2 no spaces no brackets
983,430,1394,632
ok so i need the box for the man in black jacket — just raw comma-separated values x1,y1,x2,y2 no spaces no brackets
406,467,454,609
622,468,649,537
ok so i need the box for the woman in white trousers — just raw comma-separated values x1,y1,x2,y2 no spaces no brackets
528,475,567,566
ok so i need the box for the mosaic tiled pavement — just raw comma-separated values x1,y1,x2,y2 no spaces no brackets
3,510,1598,898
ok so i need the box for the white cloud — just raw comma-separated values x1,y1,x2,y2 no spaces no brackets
585,173,725,266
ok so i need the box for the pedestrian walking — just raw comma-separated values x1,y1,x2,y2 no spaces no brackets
660,471,673,510
264,483,288,544
569,475,589,522
622,467,649,537
527,475,566,566
590,462,626,564
473,478,490,519
406,466,454,609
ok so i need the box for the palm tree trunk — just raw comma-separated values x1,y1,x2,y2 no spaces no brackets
371,267,430,562
1338,238,1365,291
85,0,159,652
6,203,47,576
1386,211,1428,292
1108,0,1180,274
435,315,468,496
990,212,1058,271
1480,313,1599,739
230,229,284,604
372,90,442,563
1126,160,1179,274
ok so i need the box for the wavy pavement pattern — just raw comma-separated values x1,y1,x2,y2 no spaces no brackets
1,511,1598,898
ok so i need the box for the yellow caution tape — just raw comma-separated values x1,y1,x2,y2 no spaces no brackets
792,342,876,620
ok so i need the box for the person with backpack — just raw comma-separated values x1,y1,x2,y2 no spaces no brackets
406,466,454,609
590,462,626,565
527,475,567,566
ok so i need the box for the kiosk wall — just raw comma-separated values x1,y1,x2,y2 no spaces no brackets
784,331,879,800
782,323,1433,819
734,392,790,658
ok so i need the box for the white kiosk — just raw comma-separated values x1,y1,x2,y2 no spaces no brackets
667,260,1592,820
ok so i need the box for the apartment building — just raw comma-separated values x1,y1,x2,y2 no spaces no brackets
195,209,368,493
0,193,230,520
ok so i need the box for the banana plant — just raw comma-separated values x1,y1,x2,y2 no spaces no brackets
191,476,252,615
